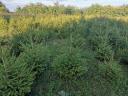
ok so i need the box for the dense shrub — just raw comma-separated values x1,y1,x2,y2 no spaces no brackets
0,17,8,37
11,29,56,56
17,44,56,77
0,48,35,96
95,42,113,62
52,47,89,80
91,61,124,96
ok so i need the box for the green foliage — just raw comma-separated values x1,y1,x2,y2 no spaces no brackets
0,3,128,95
18,44,55,76
95,42,113,62
0,17,8,37
84,4,128,16
98,62,123,83
1,16,128,95
16,3,128,16
16,3,80,15
97,62,127,96
79,61,124,96
52,47,89,80
0,48,35,96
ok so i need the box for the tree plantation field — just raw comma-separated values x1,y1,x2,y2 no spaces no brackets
0,2,128,96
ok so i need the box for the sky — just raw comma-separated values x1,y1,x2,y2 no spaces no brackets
1,0,128,12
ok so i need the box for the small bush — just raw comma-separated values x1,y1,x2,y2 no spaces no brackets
95,42,114,62
0,48,35,96
52,47,91,80
18,44,55,76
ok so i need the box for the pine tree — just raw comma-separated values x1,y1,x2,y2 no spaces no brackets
0,48,35,96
